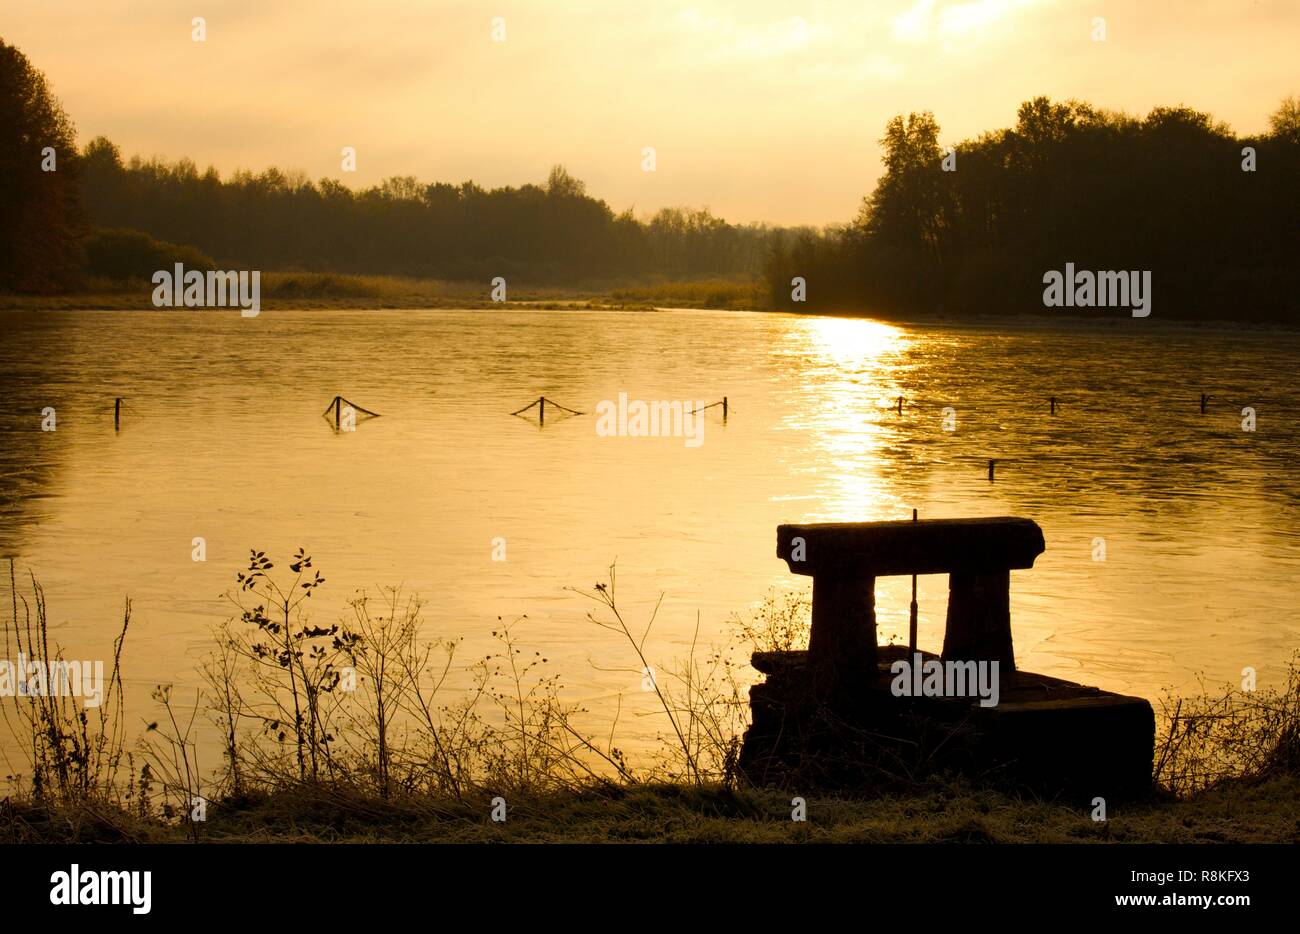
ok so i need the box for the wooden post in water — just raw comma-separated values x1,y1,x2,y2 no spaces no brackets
722,396,728,422
988,459,996,481
334,396,341,429
1200,393,1210,414
908,508,918,655
1050,396,1056,415
539,396,545,426
114,397,122,432
897,396,904,415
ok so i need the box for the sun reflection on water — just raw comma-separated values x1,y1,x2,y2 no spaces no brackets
783,315,913,522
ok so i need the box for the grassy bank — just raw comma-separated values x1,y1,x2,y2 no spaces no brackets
7,775,1297,845
0,273,768,312
3,557,1298,844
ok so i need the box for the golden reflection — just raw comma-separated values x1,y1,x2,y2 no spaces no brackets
804,315,908,369
787,316,912,522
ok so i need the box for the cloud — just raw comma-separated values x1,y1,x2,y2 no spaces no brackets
673,9,830,60
892,0,1048,44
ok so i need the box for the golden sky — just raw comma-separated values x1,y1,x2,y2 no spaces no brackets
6,0,1297,225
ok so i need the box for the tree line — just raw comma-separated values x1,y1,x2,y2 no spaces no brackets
5,36,1298,322
2,38,778,291
764,96,1300,322
78,146,777,284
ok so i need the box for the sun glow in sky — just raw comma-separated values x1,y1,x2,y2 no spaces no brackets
5,0,1297,225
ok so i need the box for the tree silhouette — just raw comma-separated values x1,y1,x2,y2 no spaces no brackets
0,39,84,291
768,96,1300,323
1268,96,1300,143
74,149,777,284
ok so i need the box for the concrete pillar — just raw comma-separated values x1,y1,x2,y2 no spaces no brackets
808,572,877,697
942,570,1015,670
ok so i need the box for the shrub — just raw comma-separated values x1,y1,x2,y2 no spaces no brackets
82,227,216,281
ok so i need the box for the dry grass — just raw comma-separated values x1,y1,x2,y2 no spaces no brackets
1155,659,1300,796
0,273,725,311
5,775,1296,844
607,277,766,310
3,560,1299,844
1,563,133,809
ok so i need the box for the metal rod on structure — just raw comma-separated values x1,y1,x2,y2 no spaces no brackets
908,508,918,655
114,397,122,432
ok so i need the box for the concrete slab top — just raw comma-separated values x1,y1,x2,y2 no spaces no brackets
777,516,1045,576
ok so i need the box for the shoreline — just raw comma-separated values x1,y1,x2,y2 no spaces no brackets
3,296,1296,335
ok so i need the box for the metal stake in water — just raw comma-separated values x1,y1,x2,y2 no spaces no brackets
908,508,918,655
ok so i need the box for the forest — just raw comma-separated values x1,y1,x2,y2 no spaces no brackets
75,145,776,285
4,37,1298,321
764,97,1300,321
